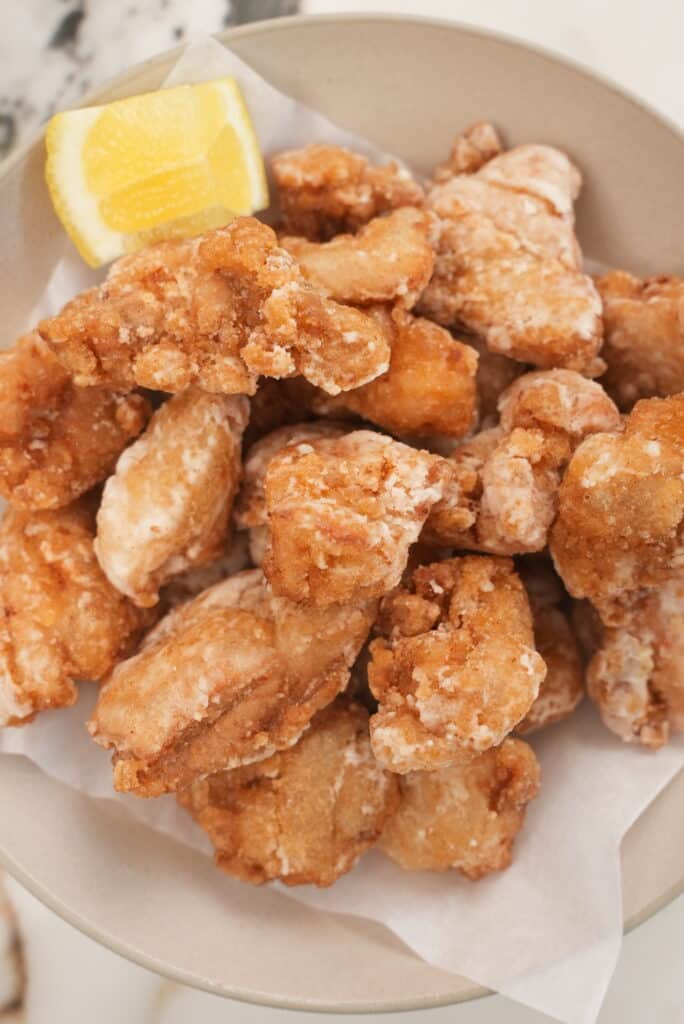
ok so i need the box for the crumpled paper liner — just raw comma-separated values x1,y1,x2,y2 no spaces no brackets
1,36,683,1024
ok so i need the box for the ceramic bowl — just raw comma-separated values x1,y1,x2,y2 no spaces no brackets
0,14,682,1013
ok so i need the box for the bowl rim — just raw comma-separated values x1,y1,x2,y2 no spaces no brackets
1,10,683,1014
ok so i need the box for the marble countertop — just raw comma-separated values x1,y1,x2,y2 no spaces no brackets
1,3,683,1024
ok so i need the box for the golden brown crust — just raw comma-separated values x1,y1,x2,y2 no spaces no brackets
39,218,391,398
425,370,619,554
368,556,546,772
597,271,684,409
433,121,504,181
280,207,436,309
0,501,151,726
178,700,399,886
95,389,249,607
272,144,424,241
88,570,377,796
262,430,448,607
550,393,684,623
0,334,150,510
419,146,603,373
585,570,684,748
379,738,540,878
310,307,479,439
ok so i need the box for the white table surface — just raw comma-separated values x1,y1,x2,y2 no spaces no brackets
1,2,683,1022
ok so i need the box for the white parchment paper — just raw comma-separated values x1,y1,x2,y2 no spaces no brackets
1,36,683,1024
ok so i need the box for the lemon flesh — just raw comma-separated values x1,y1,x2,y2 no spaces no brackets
45,78,269,267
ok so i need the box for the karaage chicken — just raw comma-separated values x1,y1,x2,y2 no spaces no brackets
96,389,248,607
272,143,424,240
178,699,399,886
368,556,546,773
89,569,377,796
0,333,150,509
263,430,448,606
0,501,149,726
433,121,504,181
379,738,540,877
39,217,391,397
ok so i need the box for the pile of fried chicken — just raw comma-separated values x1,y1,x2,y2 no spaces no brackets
1,122,683,888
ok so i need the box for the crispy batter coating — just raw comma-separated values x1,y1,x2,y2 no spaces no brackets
95,389,248,607
368,556,546,773
379,738,540,878
550,394,684,623
426,370,619,553
89,570,377,796
433,121,504,181
310,307,479,439
178,700,399,886
419,146,603,373
516,559,584,734
280,207,436,308
586,571,684,749
39,218,391,397
0,334,150,510
0,501,150,726
263,430,448,607
272,144,424,241
597,271,684,409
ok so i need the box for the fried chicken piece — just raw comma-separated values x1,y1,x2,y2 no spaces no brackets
89,570,377,796
95,389,248,607
0,501,150,726
280,207,436,309
244,378,318,446
379,738,540,878
39,218,391,398
368,556,546,773
433,121,504,182
419,146,603,373
597,271,684,409
178,700,399,886
516,558,584,734
586,570,684,748
272,144,424,241
426,370,620,554
310,307,478,439
0,333,150,510
263,430,448,607
235,420,348,565
550,393,684,624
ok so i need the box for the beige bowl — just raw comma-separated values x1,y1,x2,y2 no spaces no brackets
0,13,683,1013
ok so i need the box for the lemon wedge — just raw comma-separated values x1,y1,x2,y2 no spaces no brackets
45,77,269,267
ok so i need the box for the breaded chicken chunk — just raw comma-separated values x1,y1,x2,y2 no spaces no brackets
280,207,436,308
272,144,424,241
0,501,150,726
433,121,504,182
244,377,318,445
310,307,479,439
550,393,684,624
586,570,684,749
597,271,684,409
516,558,584,734
419,146,603,373
262,430,448,606
368,556,546,773
379,738,540,878
178,700,399,886
0,333,150,509
234,420,347,565
89,570,377,796
95,389,248,607
39,218,391,397
426,370,620,554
